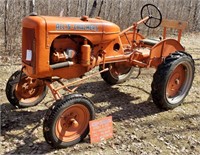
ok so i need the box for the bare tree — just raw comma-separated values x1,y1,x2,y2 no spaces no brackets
4,0,8,51
1,0,200,55
192,0,200,31
29,0,35,13
97,0,104,16
89,0,97,17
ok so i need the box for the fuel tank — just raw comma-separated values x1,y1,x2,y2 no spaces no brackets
45,16,120,44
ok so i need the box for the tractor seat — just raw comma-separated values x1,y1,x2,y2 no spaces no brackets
140,38,160,46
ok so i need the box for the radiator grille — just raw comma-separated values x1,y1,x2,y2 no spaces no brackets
22,28,35,66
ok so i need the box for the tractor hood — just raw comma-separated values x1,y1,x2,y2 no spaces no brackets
23,15,120,44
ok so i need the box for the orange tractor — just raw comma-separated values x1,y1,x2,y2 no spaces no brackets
6,4,195,148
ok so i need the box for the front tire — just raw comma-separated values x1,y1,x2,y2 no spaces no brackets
99,62,134,85
5,70,47,108
43,94,95,148
151,51,195,109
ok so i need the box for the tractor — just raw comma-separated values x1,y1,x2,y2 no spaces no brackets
6,4,195,148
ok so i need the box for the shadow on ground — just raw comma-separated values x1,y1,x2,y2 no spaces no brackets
78,80,162,121
1,80,163,154
1,102,55,154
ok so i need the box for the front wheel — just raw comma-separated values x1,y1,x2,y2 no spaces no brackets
151,51,195,109
5,70,47,108
99,62,135,85
43,94,95,148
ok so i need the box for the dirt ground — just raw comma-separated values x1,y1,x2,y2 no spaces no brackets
0,33,200,155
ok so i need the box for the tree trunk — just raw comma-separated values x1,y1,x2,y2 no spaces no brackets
4,0,8,51
193,0,199,31
66,0,69,16
85,0,89,15
89,0,97,17
97,0,104,16
29,0,35,13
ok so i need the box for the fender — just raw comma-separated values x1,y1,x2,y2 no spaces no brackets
149,39,185,67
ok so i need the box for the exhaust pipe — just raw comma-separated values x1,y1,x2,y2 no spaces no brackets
50,61,74,69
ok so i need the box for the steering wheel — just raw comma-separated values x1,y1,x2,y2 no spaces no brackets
141,4,162,28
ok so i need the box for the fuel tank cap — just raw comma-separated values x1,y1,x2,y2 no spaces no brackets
29,12,38,16
96,16,101,20
81,15,88,21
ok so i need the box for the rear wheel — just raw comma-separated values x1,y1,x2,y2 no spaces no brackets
151,51,195,109
43,94,95,148
99,62,135,85
5,70,47,108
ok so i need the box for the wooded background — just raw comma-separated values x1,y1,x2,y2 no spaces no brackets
0,0,200,56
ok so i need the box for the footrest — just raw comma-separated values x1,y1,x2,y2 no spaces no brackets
140,38,160,46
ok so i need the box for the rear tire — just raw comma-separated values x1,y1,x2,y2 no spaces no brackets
5,70,47,108
99,63,134,85
43,94,95,148
151,51,195,109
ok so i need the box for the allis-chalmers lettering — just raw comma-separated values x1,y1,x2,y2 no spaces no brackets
56,23,98,31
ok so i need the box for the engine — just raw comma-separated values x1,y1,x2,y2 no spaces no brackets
50,36,91,69
51,49,76,64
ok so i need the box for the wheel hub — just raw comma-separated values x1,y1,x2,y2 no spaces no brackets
175,78,180,85
55,104,90,142
70,118,79,128
15,76,45,103
167,65,186,98
61,113,79,129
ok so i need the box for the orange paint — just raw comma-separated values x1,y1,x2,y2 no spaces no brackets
15,76,45,103
55,104,90,142
167,64,186,98
20,14,187,100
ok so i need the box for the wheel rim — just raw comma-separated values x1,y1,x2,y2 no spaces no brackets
110,63,132,79
55,104,90,142
166,61,193,104
15,76,45,103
